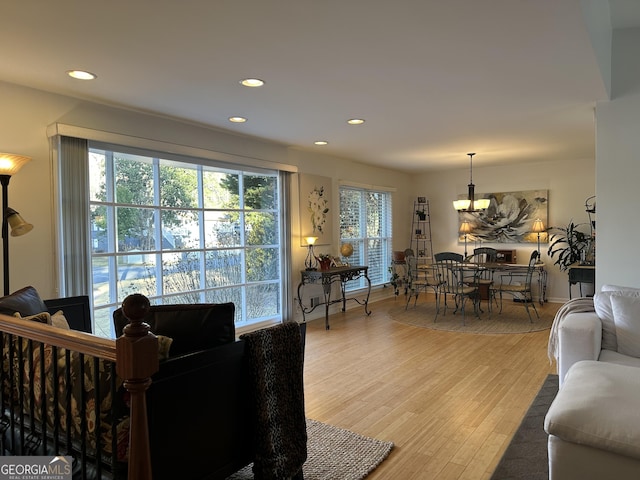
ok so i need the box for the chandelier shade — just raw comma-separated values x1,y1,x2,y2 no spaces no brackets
453,153,489,212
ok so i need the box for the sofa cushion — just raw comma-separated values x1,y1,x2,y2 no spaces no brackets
113,303,235,356
594,287,640,351
611,293,640,358
599,349,640,368
594,291,622,351
544,360,640,461
601,284,640,293
0,286,48,317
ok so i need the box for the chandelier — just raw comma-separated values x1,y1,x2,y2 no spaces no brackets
452,152,490,212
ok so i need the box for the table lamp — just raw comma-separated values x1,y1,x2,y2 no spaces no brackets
304,236,318,270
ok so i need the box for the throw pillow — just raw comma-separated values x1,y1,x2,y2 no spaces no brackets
13,310,70,330
13,311,50,324
594,288,640,351
610,293,640,358
51,310,71,330
0,286,48,317
156,335,173,360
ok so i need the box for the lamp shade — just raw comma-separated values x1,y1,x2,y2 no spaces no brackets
0,154,31,176
7,208,33,237
531,218,545,233
459,220,473,234
305,236,318,246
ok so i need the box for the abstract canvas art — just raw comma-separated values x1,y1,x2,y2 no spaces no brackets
458,189,548,244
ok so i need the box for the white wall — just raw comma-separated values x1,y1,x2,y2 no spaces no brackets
595,27,640,289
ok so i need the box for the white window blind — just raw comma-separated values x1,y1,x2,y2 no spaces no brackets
339,185,393,290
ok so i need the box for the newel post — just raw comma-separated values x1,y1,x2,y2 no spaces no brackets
116,294,159,480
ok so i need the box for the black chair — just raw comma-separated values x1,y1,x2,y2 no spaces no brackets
465,247,498,312
433,252,479,325
493,250,540,322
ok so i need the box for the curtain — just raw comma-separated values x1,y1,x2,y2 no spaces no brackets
55,136,90,297
280,170,294,322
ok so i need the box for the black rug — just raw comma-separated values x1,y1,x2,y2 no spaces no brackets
490,374,559,480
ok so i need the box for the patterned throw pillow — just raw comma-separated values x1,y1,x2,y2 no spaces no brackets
13,311,50,324
13,310,70,329
51,310,70,329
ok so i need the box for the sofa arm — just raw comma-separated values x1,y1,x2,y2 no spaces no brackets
558,312,602,386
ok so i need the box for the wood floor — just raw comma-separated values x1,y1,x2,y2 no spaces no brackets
302,295,558,480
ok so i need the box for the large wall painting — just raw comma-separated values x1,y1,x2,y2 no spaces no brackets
299,174,333,246
458,189,548,244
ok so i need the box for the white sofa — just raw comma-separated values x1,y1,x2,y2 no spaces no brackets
554,284,640,386
545,285,640,479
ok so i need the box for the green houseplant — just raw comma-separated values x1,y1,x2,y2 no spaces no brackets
547,221,592,271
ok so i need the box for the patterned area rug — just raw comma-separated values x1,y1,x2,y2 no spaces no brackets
227,419,394,480
390,294,561,334
491,374,559,479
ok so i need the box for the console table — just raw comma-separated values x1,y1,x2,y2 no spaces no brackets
297,266,371,330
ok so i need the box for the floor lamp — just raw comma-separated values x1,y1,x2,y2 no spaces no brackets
459,220,473,259
0,153,32,295
531,218,545,263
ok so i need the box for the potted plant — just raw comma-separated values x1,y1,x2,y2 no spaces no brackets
315,253,334,270
547,221,593,271
416,210,427,221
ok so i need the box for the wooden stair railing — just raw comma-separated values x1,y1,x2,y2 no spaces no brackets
0,294,159,479
116,293,158,480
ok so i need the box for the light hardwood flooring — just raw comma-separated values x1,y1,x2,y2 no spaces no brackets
302,295,559,480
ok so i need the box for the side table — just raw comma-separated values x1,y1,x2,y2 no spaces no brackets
568,265,595,299
297,266,371,330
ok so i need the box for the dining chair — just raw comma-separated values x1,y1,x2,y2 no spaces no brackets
405,252,439,310
493,250,540,322
433,251,479,325
466,247,498,312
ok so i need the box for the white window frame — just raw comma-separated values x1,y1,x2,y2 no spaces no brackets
339,182,394,292
48,125,296,337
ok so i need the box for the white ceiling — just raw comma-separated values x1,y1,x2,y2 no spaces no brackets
2,1,639,172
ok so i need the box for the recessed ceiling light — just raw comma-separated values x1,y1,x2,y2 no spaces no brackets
347,118,365,125
66,70,97,80
240,78,265,87
229,116,248,123
314,141,329,146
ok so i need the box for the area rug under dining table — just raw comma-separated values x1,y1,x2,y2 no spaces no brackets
391,294,560,334
226,419,394,480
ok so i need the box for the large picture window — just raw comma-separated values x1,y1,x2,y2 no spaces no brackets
339,185,392,291
88,145,284,337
